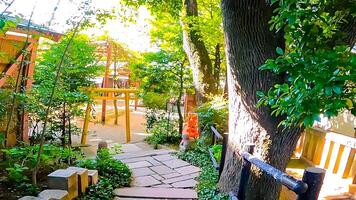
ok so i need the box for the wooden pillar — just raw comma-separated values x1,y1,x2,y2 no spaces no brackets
125,92,131,143
81,103,92,145
101,42,112,123
22,42,38,142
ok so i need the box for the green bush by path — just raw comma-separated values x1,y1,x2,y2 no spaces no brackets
1,144,80,197
145,118,181,148
77,148,132,200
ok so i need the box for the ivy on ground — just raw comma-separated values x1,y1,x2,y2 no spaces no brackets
77,149,132,200
177,139,228,200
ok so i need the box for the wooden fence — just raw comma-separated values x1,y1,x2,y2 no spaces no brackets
295,128,356,184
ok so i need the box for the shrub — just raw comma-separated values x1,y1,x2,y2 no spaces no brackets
77,148,132,200
1,144,79,197
196,95,228,134
145,118,181,148
2,144,80,183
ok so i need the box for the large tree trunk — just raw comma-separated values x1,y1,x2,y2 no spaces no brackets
182,0,217,103
218,1,302,199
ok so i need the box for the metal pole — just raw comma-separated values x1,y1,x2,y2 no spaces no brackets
238,144,255,200
218,132,229,180
297,167,325,200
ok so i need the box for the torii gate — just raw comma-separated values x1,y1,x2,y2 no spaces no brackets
80,88,138,144
80,40,140,144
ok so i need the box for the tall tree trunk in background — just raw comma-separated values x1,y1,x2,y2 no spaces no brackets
213,43,221,91
218,1,301,199
182,0,217,103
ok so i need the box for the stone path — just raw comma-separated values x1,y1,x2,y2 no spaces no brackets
113,143,199,199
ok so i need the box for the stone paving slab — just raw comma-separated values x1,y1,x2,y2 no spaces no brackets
127,161,152,169
163,159,190,169
133,176,161,187
171,179,198,188
175,165,200,175
114,149,175,160
162,172,182,179
114,144,199,199
114,187,198,199
153,154,175,162
162,173,199,184
131,167,156,177
150,165,176,175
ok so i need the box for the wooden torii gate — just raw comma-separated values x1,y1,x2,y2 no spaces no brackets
80,88,138,144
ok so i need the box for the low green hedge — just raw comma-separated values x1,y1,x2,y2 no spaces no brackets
77,149,132,200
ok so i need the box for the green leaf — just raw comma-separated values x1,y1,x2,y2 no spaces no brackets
332,86,342,95
276,47,284,55
256,91,265,97
325,87,332,96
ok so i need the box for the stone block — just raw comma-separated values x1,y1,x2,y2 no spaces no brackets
18,196,41,200
132,176,161,187
150,165,175,175
47,169,78,199
88,169,99,185
38,189,69,200
67,167,89,194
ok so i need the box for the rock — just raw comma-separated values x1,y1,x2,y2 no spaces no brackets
114,187,197,199
88,170,99,185
67,167,88,194
47,169,78,199
38,189,69,200
98,141,108,150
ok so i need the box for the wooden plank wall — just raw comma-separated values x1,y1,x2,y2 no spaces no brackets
295,128,356,182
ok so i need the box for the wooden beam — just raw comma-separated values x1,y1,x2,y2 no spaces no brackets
88,88,138,93
0,43,33,87
0,34,38,43
81,103,92,145
21,42,38,142
101,42,112,123
125,92,131,143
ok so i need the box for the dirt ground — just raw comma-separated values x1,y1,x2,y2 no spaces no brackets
72,100,149,156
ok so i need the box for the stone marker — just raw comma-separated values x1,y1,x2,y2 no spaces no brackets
38,189,69,200
67,167,89,194
88,169,99,185
47,169,78,199
18,196,41,200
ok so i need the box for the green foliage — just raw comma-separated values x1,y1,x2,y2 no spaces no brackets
197,95,228,133
258,0,355,127
211,144,222,163
79,177,114,200
77,148,132,200
177,138,228,200
6,164,29,183
1,144,79,196
142,92,170,110
27,33,104,144
145,118,181,148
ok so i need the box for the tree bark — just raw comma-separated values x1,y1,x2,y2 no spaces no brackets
182,0,217,103
218,1,301,199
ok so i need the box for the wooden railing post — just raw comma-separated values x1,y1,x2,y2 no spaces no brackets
297,167,325,200
237,144,255,200
218,132,228,180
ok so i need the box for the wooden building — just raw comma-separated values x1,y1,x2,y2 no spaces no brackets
0,16,61,146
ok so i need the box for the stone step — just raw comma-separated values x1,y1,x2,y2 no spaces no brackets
114,187,197,199
114,149,176,160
